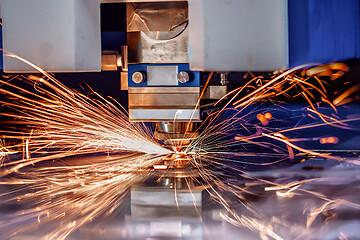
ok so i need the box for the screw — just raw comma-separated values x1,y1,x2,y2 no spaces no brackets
132,71,145,84
177,71,190,83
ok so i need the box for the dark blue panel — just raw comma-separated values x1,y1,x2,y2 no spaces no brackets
0,26,3,70
289,0,360,66
128,64,200,88
309,0,357,62
101,32,127,52
357,1,360,58
288,0,310,67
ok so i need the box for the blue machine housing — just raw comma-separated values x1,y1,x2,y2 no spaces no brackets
128,64,200,88
288,0,360,66
0,26,3,70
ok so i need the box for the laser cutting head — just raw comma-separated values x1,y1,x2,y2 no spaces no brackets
153,121,199,151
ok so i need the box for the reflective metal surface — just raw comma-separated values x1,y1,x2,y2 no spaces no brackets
128,92,198,107
154,122,199,146
126,2,188,32
155,122,197,134
127,2,189,64
127,30,189,64
2,154,360,240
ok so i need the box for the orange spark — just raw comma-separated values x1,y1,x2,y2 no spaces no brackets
264,112,272,120
320,137,339,144
257,113,269,126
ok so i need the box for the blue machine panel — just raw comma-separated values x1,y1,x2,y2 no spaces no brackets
289,0,360,66
128,64,200,87
101,32,127,52
0,26,3,70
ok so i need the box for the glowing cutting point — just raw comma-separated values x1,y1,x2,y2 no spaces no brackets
154,165,168,170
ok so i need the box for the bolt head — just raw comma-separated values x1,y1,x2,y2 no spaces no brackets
132,71,145,84
177,71,190,83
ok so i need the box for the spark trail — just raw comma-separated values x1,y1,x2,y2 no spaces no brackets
0,56,359,240
0,54,171,239
184,63,360,239
0,154,165,239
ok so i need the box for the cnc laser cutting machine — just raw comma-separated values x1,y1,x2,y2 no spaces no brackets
1,1,360,239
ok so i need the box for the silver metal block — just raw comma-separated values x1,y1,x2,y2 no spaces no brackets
188,0,288,71
129,87,200,122
2,0,101,72
203,85,227,99
129,93,199,108
128,87,199,108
